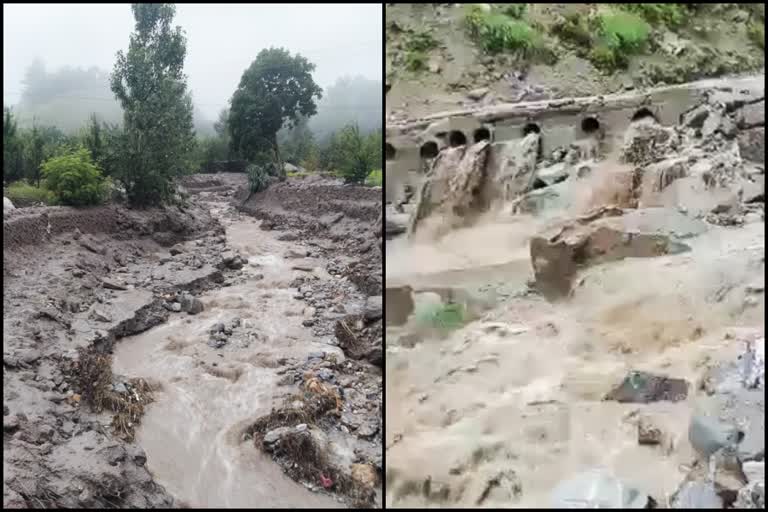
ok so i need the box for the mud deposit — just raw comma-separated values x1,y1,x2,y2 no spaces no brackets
4,173,382,508
385,81,764,508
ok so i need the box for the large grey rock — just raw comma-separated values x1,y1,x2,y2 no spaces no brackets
739,128,765,164
180,292,204,315
364,296,383,321
671,481,723,508
530,208,704,300
4,197,15,214
736,100,765,129
605,370,688,403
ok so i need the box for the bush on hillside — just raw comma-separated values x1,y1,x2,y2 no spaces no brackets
41,148,107,206
5,180,57,206
247,164,271,193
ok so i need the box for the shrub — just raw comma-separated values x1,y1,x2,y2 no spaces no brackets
5,180,57,206
501,4,527,19
405,50,428,72
588,10,649,71
336,125,379,184
365,169,382,187
247,164,271,193
551,12,593,49
465,5,542,55
41,148,107,206
621,4,685,27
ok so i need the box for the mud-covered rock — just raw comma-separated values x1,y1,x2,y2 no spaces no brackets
385,286,414,326
605,371,688,403
530,208,703,300
180,292,204,315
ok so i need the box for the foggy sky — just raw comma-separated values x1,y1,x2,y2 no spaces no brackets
3,3,382,119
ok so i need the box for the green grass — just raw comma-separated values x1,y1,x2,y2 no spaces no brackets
403,30,438,72
364,169,382,187
619,4,686,27
465,5,542,55
551,12,593,50
5,180,57,205
589,9,650,71
414,302,467,331
286,170,310,178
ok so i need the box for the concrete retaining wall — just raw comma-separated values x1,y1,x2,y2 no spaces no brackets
385,75,765,203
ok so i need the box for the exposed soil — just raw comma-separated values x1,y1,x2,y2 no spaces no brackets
3,173,382,508
386,3,765,120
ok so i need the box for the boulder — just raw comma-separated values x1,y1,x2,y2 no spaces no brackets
605,370,688,403
467,87,489,101
738,128,765,164
180,292,204,315
364,296,383,321
736,100,765,129
530,208,704,300
385,286,414,326
4,197,15,214
621,119,679,165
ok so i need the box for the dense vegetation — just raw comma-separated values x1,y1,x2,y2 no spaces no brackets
4,3,382,209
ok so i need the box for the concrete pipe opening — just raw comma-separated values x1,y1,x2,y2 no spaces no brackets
420,141,439,159
474,127,491,143
631,108,657,123
385,143,396,161
448,130,467,147
523,123,541,136
581,117,600,134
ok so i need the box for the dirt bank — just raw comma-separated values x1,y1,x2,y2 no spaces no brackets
3,173,382,508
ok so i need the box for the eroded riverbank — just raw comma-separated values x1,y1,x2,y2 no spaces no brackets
3,173,382,508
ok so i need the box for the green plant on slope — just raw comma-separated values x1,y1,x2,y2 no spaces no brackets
620,4,685,27
748,21,764,50
589,10,650,71
246,164,271,193
465,5,543,55
5,180,57,205
41,148,107,206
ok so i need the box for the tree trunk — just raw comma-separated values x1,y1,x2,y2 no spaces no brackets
272,134,285,181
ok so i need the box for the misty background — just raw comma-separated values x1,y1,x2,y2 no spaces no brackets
3,3,382,141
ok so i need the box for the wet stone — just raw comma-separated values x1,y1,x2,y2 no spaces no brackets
604,371,688,403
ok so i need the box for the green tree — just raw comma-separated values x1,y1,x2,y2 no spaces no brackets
42,148,107,206
335,124,380,184
110,3,195,206
3,107,24,183
228,48,323,179
81,114,105,169
26,122,46,186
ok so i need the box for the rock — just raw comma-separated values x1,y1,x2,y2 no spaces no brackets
101,277,128,290
534,162,570,187
621,120,678,165
736,100,765,129
263,426,292,448
702,108,736,138
294,423,308,433
739,128,765,164
171,302,181,312
286,248,308,259
530,208,703,299
688,412,743,463
111,382,128,394
3,415,20,433
221,251,244,270
467,87,489,101
386,286,414,326
605,371,688,403
682,105,711,129
364,296,383,321
671,481,723,508
180,293,204,315
169,244,184,255
550,469,651,508
4,197,15,214
351,463,378,489
90,309,112,323
81,238,106,255
707,388,765,463
302,319,315,327
734,481,765,509
638,415,663,445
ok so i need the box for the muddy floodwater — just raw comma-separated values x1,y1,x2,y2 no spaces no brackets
113,200,342,508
